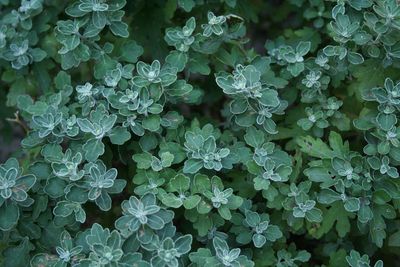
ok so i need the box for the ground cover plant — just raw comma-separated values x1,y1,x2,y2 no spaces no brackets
1,0,400,266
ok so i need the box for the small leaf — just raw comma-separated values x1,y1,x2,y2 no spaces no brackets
183,159,203,174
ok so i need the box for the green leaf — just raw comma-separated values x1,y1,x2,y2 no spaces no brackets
166,51,188,72
83,138,105,162
296,136,336,159
388,231,400,247
297,41,311,55
169,174,190,192
175,234,193,254
0,202,19,231
314,203,350,238
3,238,32,267
192,174,211,193
264,225,282,242
92,11,107,29
252,234,266,248
142,115,161,132
376,113,397,131
344,198,360,212
133,153,152,169
166,80,193,97
54,71,71,90
183,195,201,209
183,159,203,174
244,127,264,148
328,131,348,158
347,51,364,64
305,208,322,222
370,216,386,248
178,0,195,12
160,152,174,167
161,192,183,208
304,167,334,187
110,21,129,37
121,40,143,63
189,248,213,266
109,126,131,145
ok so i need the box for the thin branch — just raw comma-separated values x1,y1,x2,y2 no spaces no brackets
6,111,29,134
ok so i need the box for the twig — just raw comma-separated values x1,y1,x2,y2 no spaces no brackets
6,111,29,134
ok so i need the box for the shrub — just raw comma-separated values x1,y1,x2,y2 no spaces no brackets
0,0,399,266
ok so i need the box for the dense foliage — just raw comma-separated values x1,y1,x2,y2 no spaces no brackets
1,0,400,266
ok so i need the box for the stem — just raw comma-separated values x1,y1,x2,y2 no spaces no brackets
6,111,29,134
